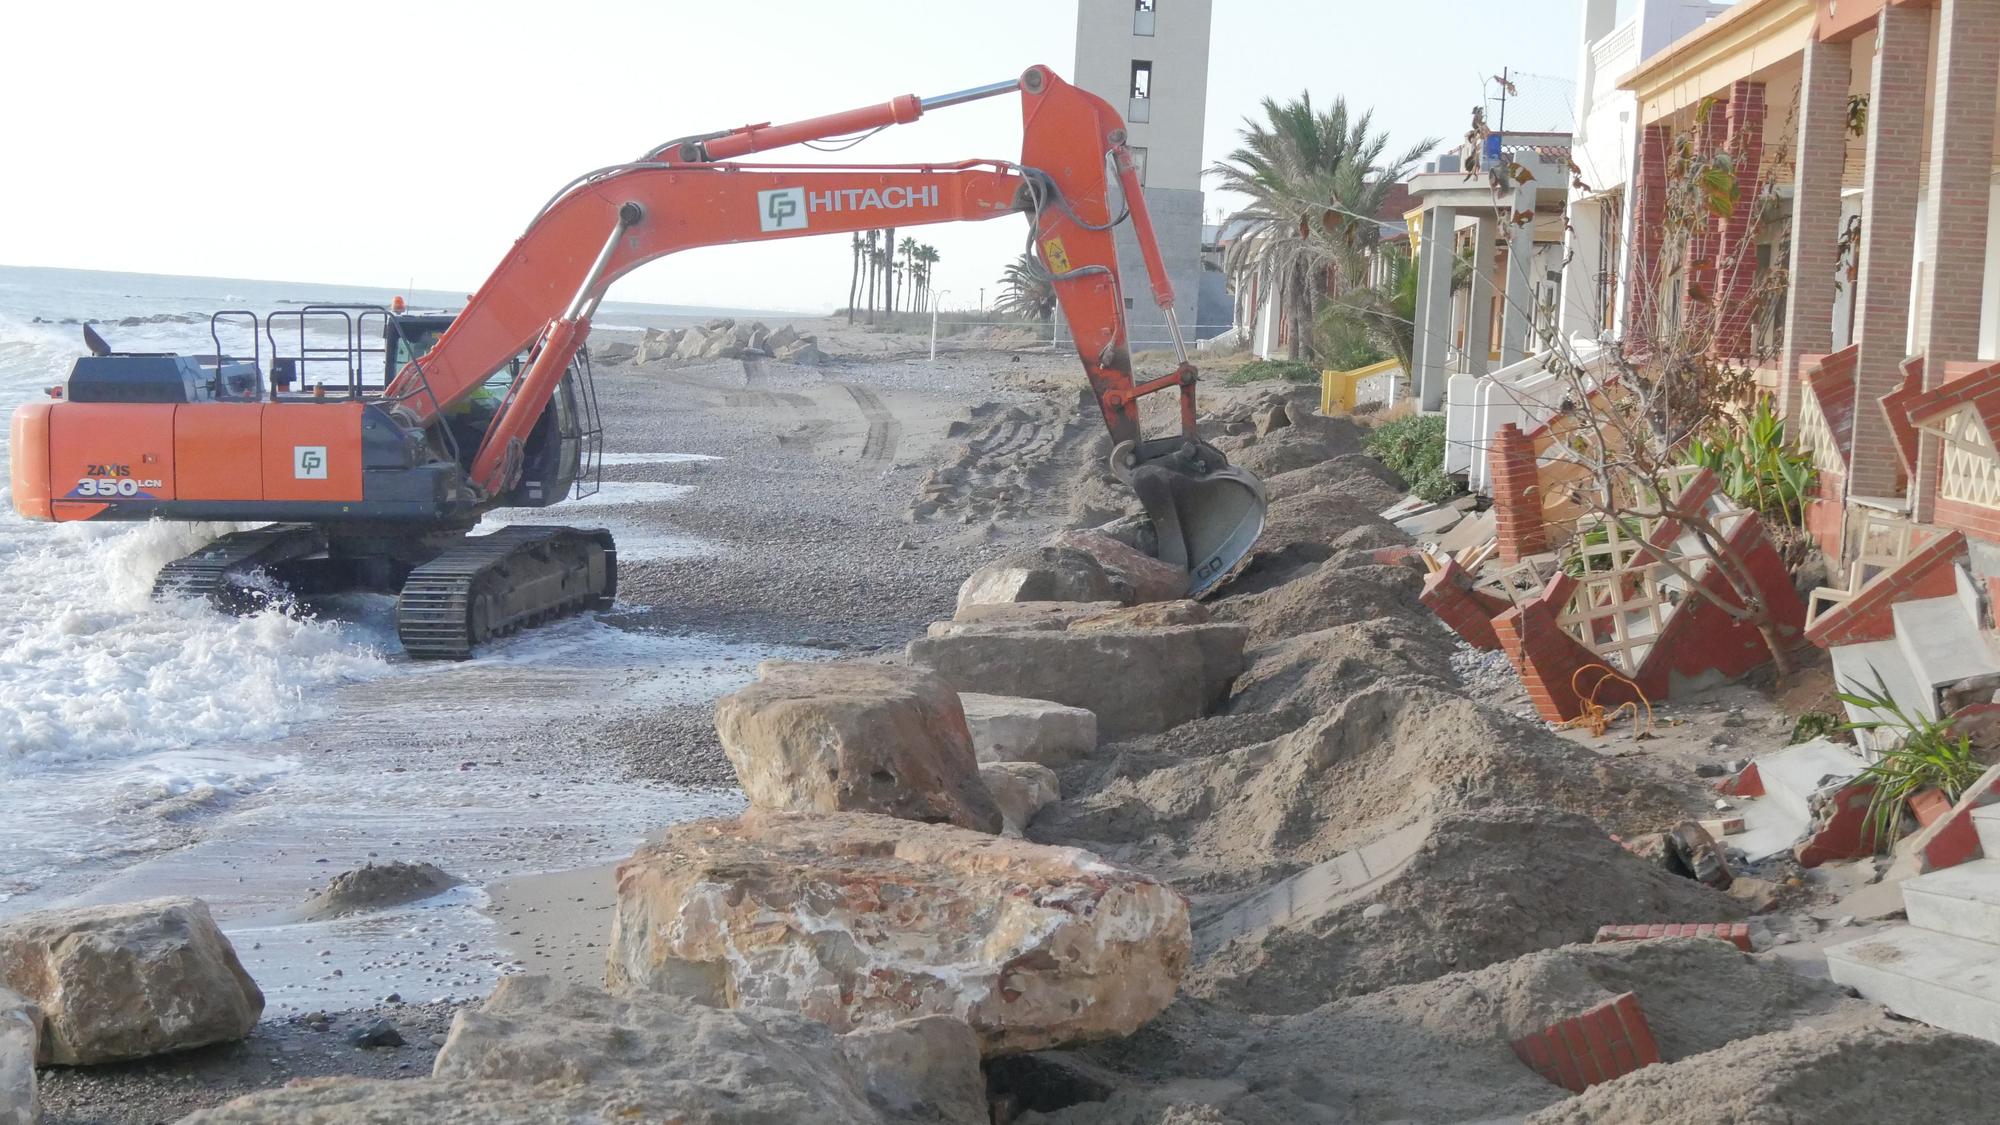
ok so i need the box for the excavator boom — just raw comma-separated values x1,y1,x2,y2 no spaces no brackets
10,65,1265,658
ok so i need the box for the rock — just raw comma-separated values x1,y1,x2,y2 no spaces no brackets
425,974,985,1124
768,324,800,352
704,331,742,360
714,661,1001,833
909,620,1247,739
0,989,38,1125
980,762,1060,836
303,861,458,919
747,325,771,353
0,896,263,1065
346,1019,403,1048
702,317,736,333
1255,401,1292,435
1068,600,1210,632
1619,832,1680,872
959,693,1098,766
776,339,822,365
1721,876,1782,913
1667,820,1734,889
595,339,640,364
956,546,1132,614
1048,531,1190,603
673,327,712,361
934,601,1123,635
606,810,1190,1055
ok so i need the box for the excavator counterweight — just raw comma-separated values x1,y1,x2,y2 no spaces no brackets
9,65,1266,654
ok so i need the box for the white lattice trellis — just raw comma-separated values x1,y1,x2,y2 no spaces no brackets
1794,386,1845,476
1925,406,2000,509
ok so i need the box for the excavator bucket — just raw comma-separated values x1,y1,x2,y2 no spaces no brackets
1128,447,1268,595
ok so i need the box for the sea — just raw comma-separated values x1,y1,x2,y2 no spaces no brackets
0,264,799,1008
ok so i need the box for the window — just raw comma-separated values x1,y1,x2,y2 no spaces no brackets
1125,298,1136,310
1129,146,1148,185
1128,60,1152,123
1134,0,1155,35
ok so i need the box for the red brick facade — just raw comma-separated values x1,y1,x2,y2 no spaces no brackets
1848,2,1932,500
1714,81,1765,360
1778,37,1852,422
1625,124,1669,349
1489,423,1549,565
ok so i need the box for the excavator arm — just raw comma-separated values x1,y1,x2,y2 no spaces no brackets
386,65,1264,589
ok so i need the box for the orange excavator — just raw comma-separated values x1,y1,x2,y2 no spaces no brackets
9,66,1265,658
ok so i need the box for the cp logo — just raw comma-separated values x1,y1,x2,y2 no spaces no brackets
757,187,808,232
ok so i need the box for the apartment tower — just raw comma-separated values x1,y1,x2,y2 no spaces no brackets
1071,0,1212,349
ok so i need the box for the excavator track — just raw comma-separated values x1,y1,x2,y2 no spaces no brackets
152,524,330,610
395,526,617,660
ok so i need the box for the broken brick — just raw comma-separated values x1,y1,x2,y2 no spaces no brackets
1594,922,1753,953
1509,991,1662,1094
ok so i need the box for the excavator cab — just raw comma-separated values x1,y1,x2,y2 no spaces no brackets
386,314,603,510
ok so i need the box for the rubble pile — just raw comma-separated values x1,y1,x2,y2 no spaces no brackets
604,318,821,366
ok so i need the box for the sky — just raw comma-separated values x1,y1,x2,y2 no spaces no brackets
0,0,1583,314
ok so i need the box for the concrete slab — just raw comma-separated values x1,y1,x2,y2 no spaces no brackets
1393,507,1463,537
1753,737,1870,825
1730,794,1810,864
1893,596,2000,714
1904,859,2000,942
1829,639,1928,741
1975,805,2000,857
1193,817,1430,953
1827,924,2000,1043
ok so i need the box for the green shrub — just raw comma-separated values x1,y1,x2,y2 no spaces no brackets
1683,396,1817,528
1224,359,1320,386
1366,413,1455,502
1839,673,1988,846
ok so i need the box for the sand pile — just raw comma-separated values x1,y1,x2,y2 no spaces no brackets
1224,615,1458,721
302,861,458,920
1189,807,1741,1012
1527,1012,2000,1124
1015,939,1857,1125
1260,454,1407,510
1036,681,1691,890
1211,558,1425,645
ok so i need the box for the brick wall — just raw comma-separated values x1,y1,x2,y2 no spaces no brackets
1849,2,1932,500
1490,423,1550,564
1624,124,1669,351
1779,37,1853,422
1420,558,1504,651
1913,0,2000,522
1715,81,1766,360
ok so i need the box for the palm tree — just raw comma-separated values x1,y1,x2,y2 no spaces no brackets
916,244,940,308
995,252,1057,322
897,236,921,314
864,231,880,325
1209,93,1435,361
881,225,898,317
846,233,867,324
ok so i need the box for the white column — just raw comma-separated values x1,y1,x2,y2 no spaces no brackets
1502,193,1536,365
1466,214,1497,376
1416,205,1457,411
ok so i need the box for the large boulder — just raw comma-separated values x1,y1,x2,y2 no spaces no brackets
776,338,821,365
426,974,986,1124
979,762,1060,836
0,989,36,1125
605,810,1189,1056
955,546,1132,616
909,618,1247,739
0,896,262,1065
715,662,1001,833
959,693,1097,766
631,328,682,364
1048,531,1189,603
673,327,712,361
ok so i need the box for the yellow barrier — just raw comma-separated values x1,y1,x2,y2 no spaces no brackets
1321,358,1401,414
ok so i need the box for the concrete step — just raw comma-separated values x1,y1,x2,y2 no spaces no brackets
1975,805,2000,856
1904,859,2000,942
1829,638,1930,744
1827,924,2000,1044
1892,595,2000,717
1751,737,1870,825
